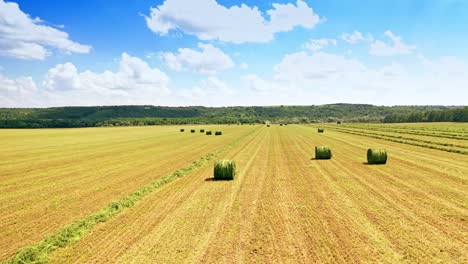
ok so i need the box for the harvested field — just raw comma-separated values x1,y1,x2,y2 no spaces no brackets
1,123,467,263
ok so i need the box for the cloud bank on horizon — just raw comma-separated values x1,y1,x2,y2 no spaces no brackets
0,0,467,107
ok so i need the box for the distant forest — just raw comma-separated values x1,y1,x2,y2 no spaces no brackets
0,104,466,128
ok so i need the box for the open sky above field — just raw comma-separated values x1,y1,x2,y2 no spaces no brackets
0,0,467,107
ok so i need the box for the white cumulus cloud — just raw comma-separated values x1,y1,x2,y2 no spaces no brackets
162,43,234,75
370,31,416,56
303,38,337,52
145,0,321,43
178,77,233,105
0,0,91,60
44,53,169,96
340,31,371,44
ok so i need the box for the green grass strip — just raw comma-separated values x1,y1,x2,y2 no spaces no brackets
6,129,258,264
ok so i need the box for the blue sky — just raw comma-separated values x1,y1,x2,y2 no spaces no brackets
0,0,467,107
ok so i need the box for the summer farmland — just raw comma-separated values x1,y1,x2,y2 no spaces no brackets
0,123,466,263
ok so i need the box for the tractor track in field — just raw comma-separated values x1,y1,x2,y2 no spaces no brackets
4,127,260,264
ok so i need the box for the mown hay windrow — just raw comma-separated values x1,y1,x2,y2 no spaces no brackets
318,128,324,133
367,148,387,164
214,160,236,180
215,131,222,136
206,131,212,135
315,146,332,159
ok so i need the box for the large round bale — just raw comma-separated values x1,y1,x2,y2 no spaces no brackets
191,129,195,133
267,124,270,127
318,128,324,133
315,146,332,159
200,129,205,133
180,129,184,132
206,131,212,135
215,131,222,136
367,149,387,164
214,160,236,180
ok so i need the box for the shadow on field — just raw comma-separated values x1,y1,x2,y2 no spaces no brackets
310,158,332,160
362,162,386,165
204,177,233,181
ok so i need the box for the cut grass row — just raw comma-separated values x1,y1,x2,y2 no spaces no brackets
320,126,468,155
342,124,468,140
326,126,468,150
6,126,260,264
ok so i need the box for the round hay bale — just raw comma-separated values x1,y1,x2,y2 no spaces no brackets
215,131,222,136
318,128,324,133
190,129,195,133
180,129,184,132
267,125,270,127
315,146,332,159
200,129,205,133
214,160,236,180
206,131,212,135
367,149,387,164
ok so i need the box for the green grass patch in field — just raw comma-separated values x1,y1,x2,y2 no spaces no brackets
214,160,236,180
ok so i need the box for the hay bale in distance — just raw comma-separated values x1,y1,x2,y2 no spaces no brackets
214,160,236,180
200,129,205,133
367,149,387,164
315,146,332,159
191,129,195,133
215,131,222,136
267,125,270,127
180,129,184,132
318,128,324,133
206,131,212,135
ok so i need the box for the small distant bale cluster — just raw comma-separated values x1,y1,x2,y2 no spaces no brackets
214,160,236,180
318,128,324,133
367,149,387,164
315,146,332,159
215,131,222,136
200,129,205,133
206,131,212,135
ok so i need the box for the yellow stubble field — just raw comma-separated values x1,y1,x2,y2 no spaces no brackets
1,123,467,263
